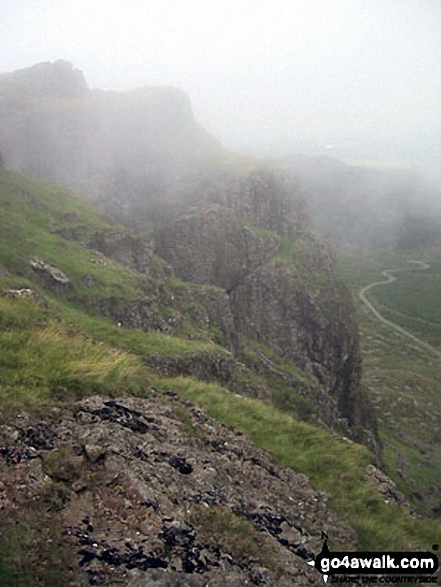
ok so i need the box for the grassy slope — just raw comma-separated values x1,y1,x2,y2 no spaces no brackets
369,262,441,348
1,171,440,563
0,171,146,299
336,247,441,517
0,296,148,417
0,170,221,353
1,292,439,552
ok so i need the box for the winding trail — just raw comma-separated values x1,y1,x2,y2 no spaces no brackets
358,260,441,359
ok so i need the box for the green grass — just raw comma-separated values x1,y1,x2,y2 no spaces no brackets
0,170,149,301
0,169,223,349
153,376,441,551
2,285,439,554
0,296,149,415
336,248,411,290
1,170,440,560
368,262,441,347
272,235,302,263
0,517,74,587
190,506,281,574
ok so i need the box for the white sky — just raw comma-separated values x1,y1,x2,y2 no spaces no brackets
1,0,441,169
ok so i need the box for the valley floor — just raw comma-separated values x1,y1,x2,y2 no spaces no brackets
337,247,441,518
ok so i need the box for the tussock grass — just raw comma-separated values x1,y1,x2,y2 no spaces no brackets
1,171,439,556
190,506,281,574
0,171,147,301
0,297,148,413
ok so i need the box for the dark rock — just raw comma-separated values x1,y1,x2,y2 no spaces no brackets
82,273,96,288
153,168,378,448
91,230,155,276
154,204,280,290
155,452,193,475
0,61,222,226
91,401,151,434
365,464,414,512
0,60,88,98
145,350,234,385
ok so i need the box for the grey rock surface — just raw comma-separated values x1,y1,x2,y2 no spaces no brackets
0,392,358,586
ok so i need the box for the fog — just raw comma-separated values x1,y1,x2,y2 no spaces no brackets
1,0,441,179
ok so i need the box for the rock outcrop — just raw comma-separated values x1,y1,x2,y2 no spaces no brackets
0,60,88,98
0,392,358,586
30,257,71,293
153,168,378,446
155,205,280,291
91,230,155,275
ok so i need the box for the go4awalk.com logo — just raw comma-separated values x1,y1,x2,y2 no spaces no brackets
307,534,439,584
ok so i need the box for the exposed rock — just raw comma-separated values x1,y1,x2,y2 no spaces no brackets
201,169,308,235
0,60,88,98
232,262,378,450
30,257,71,292
155,205,280,290
0,62,379,452
145,350,234,385
2,286,48,306
93,295,168,332
153,169,378,448
91,230,155,275
365,464,414,512
171,284,239,350
0,61,223,226
81,273,96,288
0,393,358,585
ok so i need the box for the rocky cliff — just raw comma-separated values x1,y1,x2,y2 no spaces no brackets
1,101,437,583
152,168,377,447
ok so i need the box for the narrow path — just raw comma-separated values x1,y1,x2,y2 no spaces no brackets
358,260,441,359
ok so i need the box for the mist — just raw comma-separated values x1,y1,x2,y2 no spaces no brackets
1,0,440,180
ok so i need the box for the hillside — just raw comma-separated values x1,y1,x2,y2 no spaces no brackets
0,60,224,227
1,170,440,585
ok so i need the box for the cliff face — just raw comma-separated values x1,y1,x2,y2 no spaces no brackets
153,169,377,446
155,206,280,291
155,171,307,290
0,60,88,98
